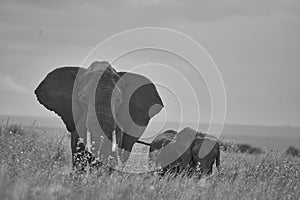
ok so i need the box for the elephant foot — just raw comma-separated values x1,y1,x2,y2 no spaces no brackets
72,150,119,177
72,150,95,171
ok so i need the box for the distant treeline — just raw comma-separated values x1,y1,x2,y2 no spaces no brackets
220,141,300,157
1,122,299,158
220,141,263,154
285,146,300,157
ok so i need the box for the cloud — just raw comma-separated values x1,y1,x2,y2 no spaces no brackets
0,73,28,93
124,0,170,6
2,0,299,24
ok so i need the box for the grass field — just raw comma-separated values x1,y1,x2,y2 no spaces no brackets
0,124,299,200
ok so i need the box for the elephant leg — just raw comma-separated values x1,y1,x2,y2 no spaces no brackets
71,131,79,164
71,131,79,168
186,160,197,178
71,130,88,170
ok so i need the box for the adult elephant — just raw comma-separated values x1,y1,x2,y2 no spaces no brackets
35,61,164,169
149,127,220,176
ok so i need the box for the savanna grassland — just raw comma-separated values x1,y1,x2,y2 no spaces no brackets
0,124,299,200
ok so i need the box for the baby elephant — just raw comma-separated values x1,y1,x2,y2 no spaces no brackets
149,127,220,177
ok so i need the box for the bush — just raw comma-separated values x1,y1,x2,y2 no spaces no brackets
0,122,25,136
220,141,263,155
236,144,263,154
286,146,300,157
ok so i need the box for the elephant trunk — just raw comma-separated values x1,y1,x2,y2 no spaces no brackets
216,144,220,170
86,66,123,165
86,101,116,164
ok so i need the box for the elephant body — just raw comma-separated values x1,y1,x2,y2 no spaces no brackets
149,127,220,176
35,61,164,169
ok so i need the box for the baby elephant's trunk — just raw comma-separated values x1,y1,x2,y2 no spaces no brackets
215,143,221,171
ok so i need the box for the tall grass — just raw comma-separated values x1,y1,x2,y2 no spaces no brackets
0,124,299,200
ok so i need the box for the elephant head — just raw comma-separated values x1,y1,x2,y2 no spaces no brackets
149,127,220,176
191,132,220,175
35,61,164,167
174,128,220,175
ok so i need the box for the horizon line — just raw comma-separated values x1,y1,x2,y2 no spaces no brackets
0,113,299,129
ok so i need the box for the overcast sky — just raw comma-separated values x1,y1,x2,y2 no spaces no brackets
0,0,299,127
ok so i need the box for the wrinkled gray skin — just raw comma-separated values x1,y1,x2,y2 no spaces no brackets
35,61,164,168
149,127,220,176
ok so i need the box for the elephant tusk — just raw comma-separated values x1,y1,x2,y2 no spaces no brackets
86,131,92,152
112,130,117,152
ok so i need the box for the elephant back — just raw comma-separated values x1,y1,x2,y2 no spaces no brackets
149,130,177,169
195,132,219,142
149,130,177,153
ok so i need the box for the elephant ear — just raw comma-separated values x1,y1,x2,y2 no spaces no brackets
175,127,197,156
34,67,85,132
169,127,197,168
116,72,164,138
